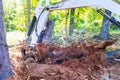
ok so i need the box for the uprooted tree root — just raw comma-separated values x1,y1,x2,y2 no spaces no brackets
11,39,119,80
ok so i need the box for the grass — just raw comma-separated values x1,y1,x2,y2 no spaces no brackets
7,30,26,46
109,29,120,34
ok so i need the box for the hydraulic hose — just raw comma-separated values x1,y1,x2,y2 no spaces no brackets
97,9,120,28
27,16,36,36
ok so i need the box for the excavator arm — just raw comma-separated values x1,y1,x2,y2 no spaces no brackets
49,0,120,15
27,0,120,46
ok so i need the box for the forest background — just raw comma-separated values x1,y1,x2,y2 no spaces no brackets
3,0,120,45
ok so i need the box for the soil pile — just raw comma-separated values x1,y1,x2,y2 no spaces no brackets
10,39,120,80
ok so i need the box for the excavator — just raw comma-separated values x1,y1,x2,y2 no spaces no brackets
27,0,120,46
24,0,120,61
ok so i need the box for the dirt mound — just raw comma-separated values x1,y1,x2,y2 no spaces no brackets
10,39,120,80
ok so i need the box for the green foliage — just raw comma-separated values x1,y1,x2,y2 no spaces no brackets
49,7,103,37
3,0,103,36
3,0,27,32
113,0,120,4
79,19,85,24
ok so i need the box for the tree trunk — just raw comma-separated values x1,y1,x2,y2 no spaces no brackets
0,0,15,79
69,8,75,35
27,0,31,27
99,10,112,40
65,9,70,38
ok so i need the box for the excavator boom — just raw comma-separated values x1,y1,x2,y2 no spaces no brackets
49,0,120,15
